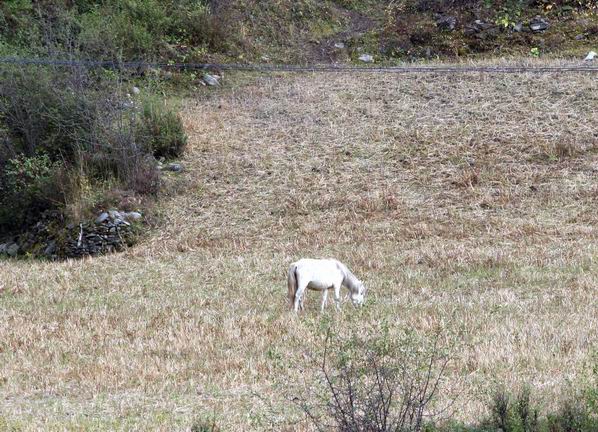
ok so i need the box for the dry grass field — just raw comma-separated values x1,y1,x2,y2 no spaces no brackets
1,61,598,431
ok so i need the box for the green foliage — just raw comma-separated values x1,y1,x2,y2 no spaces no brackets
190,415,220,432
1,0,227,61
482,386,598,432
494,0,524,28
0,66,97,161
0,65,184,232
583,350,598,414
137,97,187,159
0,0,36,48
0,154,64,229
488,387,539,432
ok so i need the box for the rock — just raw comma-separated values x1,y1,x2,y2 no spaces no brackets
529,16,549,32
358,54,374,63
474,19,492,30
584,51,597,61
132,86,140,95
436,15,457,31
163,163,183,172
513,22,523,32
108,210,122,220
0,243,6,255
334,42,345,49
202,73,220,86
124,211,142,221
44,241,56,256
464,19,493,35
95,212,110,224
575,33,586,40
6,243,19,257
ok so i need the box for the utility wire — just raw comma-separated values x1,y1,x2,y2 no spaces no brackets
2,56,598,73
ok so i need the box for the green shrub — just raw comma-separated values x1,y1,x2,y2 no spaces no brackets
0,154,66,230
546,400,595,432
0,66,99,161
483,387,598,432
190,415,220,432
0,64,185,233
487,387,539,432
137,97,187,159
0,0,38,49
75,0,225,61
584,351,598,414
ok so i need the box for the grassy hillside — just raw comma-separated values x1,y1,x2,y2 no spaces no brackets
1,61,597,430
1,0,597,63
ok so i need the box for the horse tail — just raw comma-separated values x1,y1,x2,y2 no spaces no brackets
287,264,298,309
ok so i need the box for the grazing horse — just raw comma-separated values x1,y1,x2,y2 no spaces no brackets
287,258,367,313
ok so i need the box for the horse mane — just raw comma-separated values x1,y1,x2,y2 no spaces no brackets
334,259,360,289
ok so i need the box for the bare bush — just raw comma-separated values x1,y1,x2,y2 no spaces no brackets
294,328,454,432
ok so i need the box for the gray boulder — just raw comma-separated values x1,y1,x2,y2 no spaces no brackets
108,210,123,221
163,163,183,172
202,73,220,86
358,54,374,63
124,212,143,221
464,20,493,35
6,243,19,257
530,16,549,32
44,241,57,256
95,212,110,224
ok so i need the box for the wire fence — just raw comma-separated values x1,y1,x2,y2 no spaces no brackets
2,56,598,74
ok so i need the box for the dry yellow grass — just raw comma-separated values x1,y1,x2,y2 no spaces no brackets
1,61,598,431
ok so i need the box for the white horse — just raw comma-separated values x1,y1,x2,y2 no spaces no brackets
287,258,367,313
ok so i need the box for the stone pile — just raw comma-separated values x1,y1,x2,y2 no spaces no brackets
0,210,141,260
63,210,139,258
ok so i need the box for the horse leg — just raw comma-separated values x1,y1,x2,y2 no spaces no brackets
333,283,342,311
294,281,308,313
320,289,328,313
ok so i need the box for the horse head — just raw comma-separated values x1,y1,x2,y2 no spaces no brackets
350,281,367,306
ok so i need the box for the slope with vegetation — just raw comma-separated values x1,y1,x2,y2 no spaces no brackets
1,1,598,63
